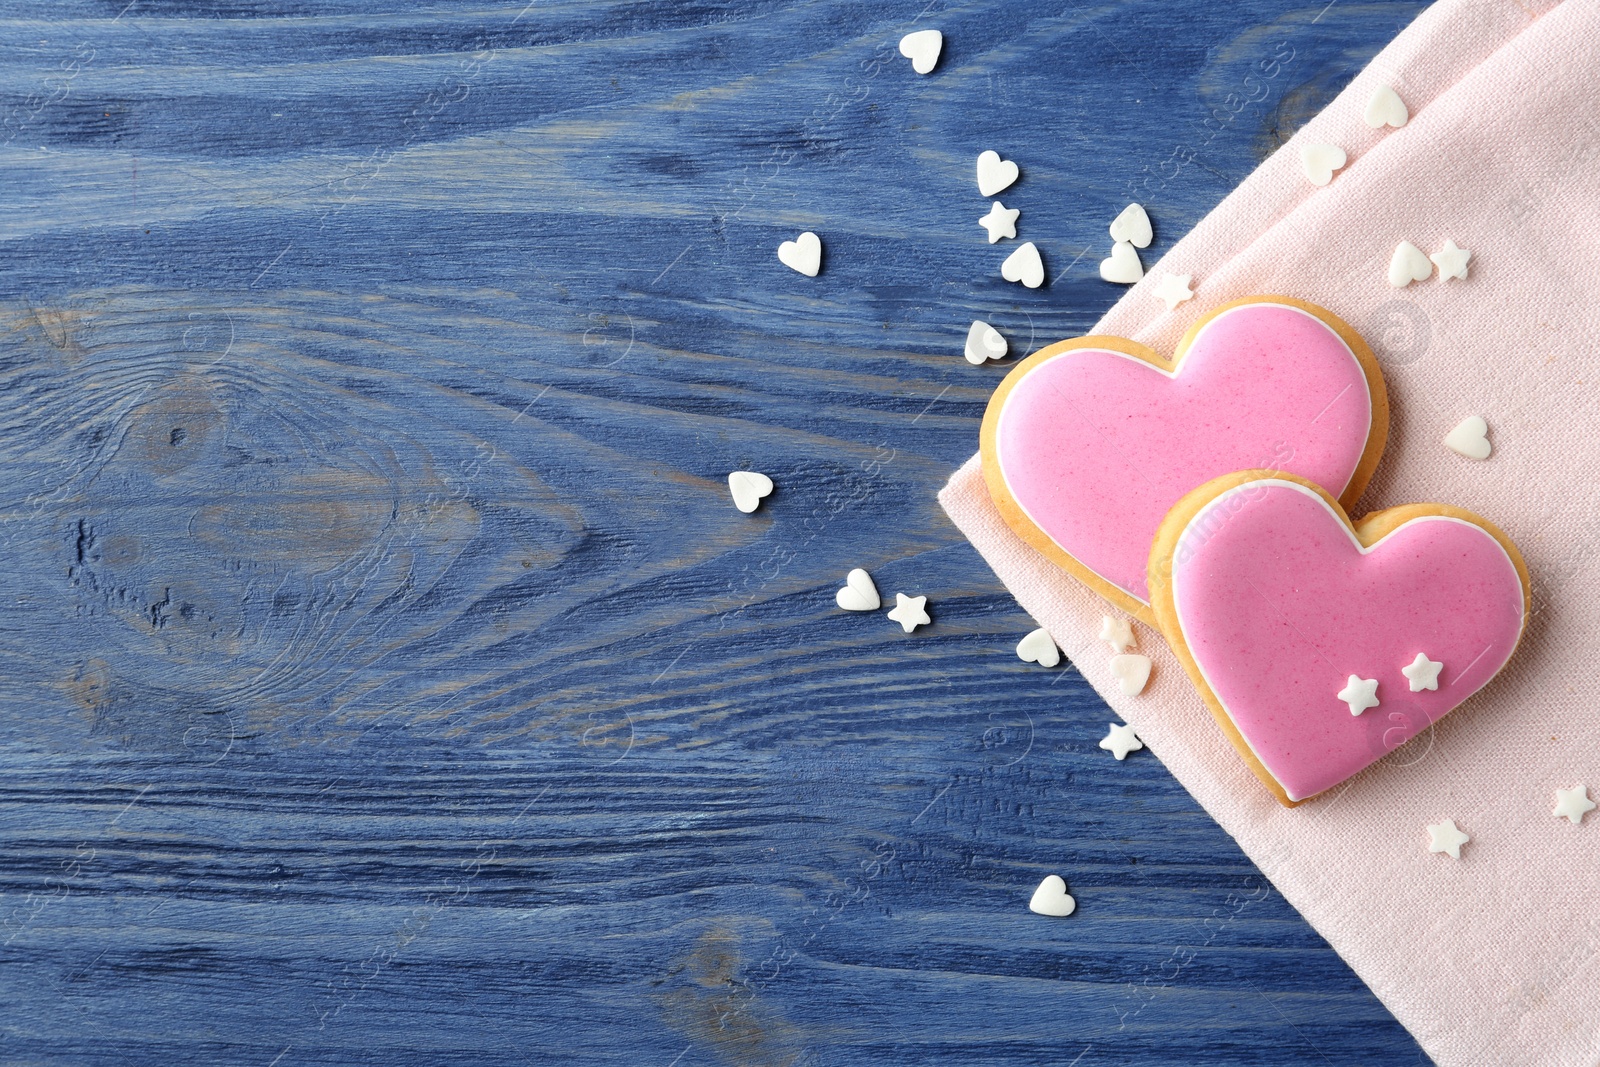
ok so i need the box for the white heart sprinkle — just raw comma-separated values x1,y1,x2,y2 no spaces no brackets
1000,242,1044,288
1387,240,1431,288
1109,654,1152,696
964,320,1008,365
778,231,822,277
898,29,942,75
1028,874,1077,917
1108,203,1152,248
976,150,1019,197
1444,416,1491,460
835,568,881,611
1364,84,1409,129
727,471,773,514
1016,627,1060,668
1299,143,1346,186
1099,241,1143,284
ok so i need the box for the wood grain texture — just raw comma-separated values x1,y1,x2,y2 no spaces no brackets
0,2,1433,1064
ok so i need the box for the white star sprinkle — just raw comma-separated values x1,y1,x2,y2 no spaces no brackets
1151,272,1194,311
1401,653,1443,692
979,201,1020,244
1426,818,1469,859
886,593,930,633
1430,239,1471,281
1553,785,1596,825
1337,674,1380,716
1099,615,1135,653
1099,722,1143,761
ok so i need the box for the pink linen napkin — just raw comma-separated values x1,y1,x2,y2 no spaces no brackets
940,1,1600,1064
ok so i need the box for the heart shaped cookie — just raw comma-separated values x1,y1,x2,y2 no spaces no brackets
981,296,1388,622
1148,472,1528,806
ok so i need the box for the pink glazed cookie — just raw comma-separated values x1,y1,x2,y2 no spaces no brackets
1148,472,1529,806
980,297,1388,623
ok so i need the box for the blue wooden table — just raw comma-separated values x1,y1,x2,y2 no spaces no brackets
0,2,1436,1063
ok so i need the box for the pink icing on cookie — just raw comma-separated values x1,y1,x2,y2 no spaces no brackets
1170,480,1525,802
993,302,1374,603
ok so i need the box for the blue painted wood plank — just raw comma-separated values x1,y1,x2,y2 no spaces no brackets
0,2,1434,1064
